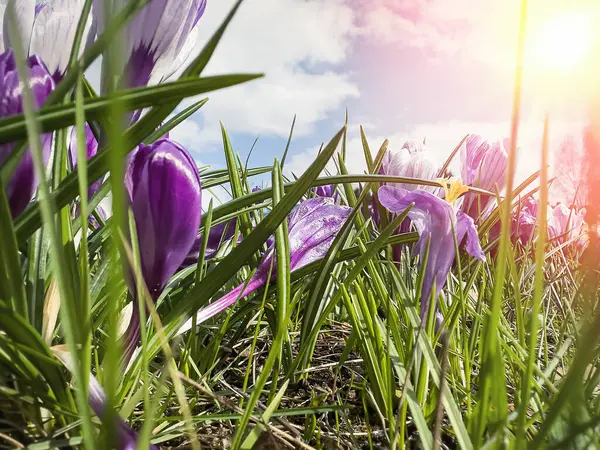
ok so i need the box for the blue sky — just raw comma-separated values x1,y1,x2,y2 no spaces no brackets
90,0,599,203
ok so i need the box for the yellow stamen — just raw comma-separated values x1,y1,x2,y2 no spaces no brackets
437,178,469,204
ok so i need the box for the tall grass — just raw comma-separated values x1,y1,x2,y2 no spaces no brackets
0,0,598,449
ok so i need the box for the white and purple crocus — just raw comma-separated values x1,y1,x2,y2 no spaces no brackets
0,49,54,218
122,138,202,362
177,197,352,336
378,184,485,323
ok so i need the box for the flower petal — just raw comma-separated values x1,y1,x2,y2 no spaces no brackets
2,0,35,53
29,0,97,81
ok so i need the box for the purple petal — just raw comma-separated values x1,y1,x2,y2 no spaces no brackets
182,218,239,265
379,185,483,319
125,138,202,297
0,50,54,217
69,124,102,201
29,0,97,82
178,198,352,334
456,211,485,261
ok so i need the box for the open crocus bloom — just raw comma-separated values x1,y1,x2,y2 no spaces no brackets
0,49,54,218
0,0,97,82
122,138,202,363
93,0,206,89
177,197,352,336
460,134,508,221
378,185,485,321
380,140,440,193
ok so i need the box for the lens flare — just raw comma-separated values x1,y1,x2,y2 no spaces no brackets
531,13,593,70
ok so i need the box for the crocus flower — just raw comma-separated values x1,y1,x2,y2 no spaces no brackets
0,0,97,82
182,218,238,265
122,138,202,362
93,0,206,89
460,134,508,221
380,140,440,193
177,197,352,336
0,49,54,218
378,184,485,321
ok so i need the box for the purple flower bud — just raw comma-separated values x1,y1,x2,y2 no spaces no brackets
0,50,54,218
94,0,206,88
178,198,352,335
69,124,102,201
125,138,202,298
381,140,440,193
378,185,484,320
460,134,508,221
123,139,201,362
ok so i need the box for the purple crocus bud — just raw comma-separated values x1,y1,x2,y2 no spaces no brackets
122,138,201,362
93,0,206,89
125,138,202,298
460,134,508,221
0,49,54,218
378,185,485,321
69,124,102,201
1,0,96,83
182,218,238,265
381,140,440,193
177,198,352,335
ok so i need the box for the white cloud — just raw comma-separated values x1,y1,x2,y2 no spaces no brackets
174,0,360,150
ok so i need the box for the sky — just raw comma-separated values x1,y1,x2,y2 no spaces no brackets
93,0,600,205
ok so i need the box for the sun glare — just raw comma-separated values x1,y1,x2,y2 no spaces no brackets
531,13,594,70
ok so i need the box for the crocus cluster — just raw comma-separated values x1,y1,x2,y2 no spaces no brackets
177,197,352,336
0,50,54,218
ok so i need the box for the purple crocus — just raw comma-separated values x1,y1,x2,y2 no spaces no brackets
380,140,440,193
312,184,336,199
378,185,485,321
122,138,202,361
460,134,508,221
177,197,352,336
0,0,97,82
0,49,54,218
93,0,206,89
